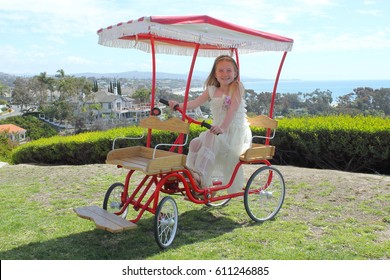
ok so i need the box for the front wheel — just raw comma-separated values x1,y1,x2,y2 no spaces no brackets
103,182,129,219
244,166,285,222
154,196,178,249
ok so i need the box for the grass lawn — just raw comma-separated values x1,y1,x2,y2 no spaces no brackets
0,163,389,260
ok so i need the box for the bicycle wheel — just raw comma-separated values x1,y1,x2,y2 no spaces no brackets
103,182,129,219
244,166,285,222
154,196,178,249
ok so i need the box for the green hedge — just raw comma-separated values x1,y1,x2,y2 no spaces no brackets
11,127,143,165
271,115,390,174
11,115,390,174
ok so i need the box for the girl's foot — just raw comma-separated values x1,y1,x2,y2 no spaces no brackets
187,168,204,188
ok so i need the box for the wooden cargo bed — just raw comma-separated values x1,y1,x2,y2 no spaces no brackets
106,146,186,174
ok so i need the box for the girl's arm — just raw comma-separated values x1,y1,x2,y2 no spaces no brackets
184,89,210,110
169,89,209,110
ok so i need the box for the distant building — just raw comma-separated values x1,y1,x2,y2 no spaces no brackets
0,124,27,142
89,90,154,122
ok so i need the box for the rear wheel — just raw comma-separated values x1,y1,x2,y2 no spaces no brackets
103,182,129,219
244,166,285,222
154,196,178,249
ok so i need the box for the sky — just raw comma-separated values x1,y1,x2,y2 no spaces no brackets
0,0,389,81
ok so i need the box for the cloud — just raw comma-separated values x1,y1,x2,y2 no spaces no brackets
294,29,390,52
295,0,335,6
0,45,19,57
0,0,125,37
356,9,382,16
363,0,376,4
65,56,91,65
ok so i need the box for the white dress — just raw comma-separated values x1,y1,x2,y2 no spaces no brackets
186,84,252,193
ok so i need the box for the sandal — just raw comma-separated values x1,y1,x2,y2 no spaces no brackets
183,167,205,200
186,167,205,189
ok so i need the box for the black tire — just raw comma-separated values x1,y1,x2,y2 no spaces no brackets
154,196,178,249
103,182,129,219
244,166,285,222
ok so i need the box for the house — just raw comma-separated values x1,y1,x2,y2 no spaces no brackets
90,90,152,122
0,124,27,142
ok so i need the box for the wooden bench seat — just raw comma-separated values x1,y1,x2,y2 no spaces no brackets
106,116,189,174
106,146,186,175
240,143,275,162
240,115,277,162
74,206,137,233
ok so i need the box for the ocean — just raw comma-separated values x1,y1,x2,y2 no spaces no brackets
242,80,390,100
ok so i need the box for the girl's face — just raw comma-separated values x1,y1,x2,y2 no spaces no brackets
214,60,237,87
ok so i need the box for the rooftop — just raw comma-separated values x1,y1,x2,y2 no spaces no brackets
0,124,26,133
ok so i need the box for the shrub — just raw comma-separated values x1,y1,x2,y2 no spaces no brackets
10,115,390,175
0,133,17,162
272,115,390,174
11,126,143,165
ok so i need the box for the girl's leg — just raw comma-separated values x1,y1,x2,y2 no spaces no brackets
185,137,205,188
186,137,201,170
193,133,216,187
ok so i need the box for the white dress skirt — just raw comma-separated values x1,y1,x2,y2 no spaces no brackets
186,84,252,193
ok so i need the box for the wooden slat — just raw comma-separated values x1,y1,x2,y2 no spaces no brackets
121,156,149,168
106,146,186,174
247,115,278,129
106,146,143,161
140,116,189,134
147,154,186,173
240,144,275,162
74,206,137,233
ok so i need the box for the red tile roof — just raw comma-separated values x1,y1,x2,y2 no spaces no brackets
0,124,26,133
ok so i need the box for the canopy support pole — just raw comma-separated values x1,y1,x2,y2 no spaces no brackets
170,43,200,154
146,35,157,148
182,43,200,114
233,48,240,81
266,51,288,144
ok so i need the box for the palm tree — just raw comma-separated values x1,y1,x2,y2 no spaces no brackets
55,69,65,79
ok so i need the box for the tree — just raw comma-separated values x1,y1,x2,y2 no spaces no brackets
12,77,34,110
30,72,54,108
117,81,122,95
336,87,390,116
336,92,357,115
0,131,14,161
0,81,9,99
55,69,65,79
132,88,150,103
278,92,304,115
245,90,274,115
354,87,372,112
371,88,390,115
92,80,99,92
302,89,333,115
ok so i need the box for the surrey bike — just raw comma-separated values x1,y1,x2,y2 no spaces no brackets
74,15,293,248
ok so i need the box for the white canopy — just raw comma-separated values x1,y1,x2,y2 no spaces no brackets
97,15,294,57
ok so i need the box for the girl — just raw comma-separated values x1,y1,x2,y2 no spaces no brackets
169,55,252,193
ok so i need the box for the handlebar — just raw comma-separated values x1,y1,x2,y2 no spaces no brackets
159,98,212,130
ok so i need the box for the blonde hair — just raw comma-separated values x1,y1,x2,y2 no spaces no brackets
204,55,239,88
205,55,243,100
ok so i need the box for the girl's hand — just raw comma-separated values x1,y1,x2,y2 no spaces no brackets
210,125,224,135
168,100,180,110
